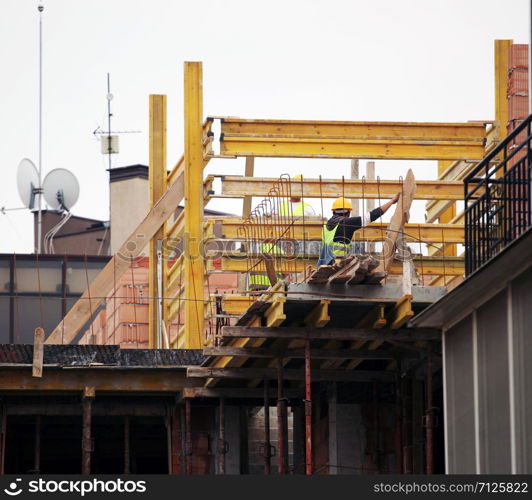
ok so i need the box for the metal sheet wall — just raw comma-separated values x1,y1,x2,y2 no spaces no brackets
476,291,511,473
511,266,532,473
444,316,476,473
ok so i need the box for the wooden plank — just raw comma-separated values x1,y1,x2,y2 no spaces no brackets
388,295,414,330
242,158,255,217
329,259,361,284
202,346,417,360
148,94,168,348
45,169,185,345
377,169,417,273
304,300,330,328
308,265,336,284
187,366,395,382
220,175,463,201
183,61,205,349
32,327,44,378
221,326,440,342
495,40,512,141
183,387,302,399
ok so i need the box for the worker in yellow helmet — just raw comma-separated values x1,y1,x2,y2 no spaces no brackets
278,174,316,217
318,194,399,266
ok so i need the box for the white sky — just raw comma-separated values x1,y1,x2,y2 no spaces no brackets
0,0,529,253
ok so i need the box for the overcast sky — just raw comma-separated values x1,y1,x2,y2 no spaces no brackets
0,0,529,253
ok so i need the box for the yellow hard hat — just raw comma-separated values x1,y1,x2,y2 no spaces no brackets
294,174,303,180
332,197,352,211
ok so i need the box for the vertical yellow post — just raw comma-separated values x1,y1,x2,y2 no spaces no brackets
184,62,204,348
149,94,168,348
495,39,513,141
437,161,456,257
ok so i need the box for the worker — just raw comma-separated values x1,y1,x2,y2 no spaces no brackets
248,239,284,291
278,175,316,217
318,194,400,266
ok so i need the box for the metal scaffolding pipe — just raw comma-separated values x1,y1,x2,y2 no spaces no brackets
426,343,434,475
218,398,226,475
276,358,288,474
263,380,271,474
395,369,403,474
168,406,182,475
372,381,380,473
0,403,6,475
34,416,41,474
403,376,413,474
304,339,312,475
185,399,192,476
81,388,94,474
124,417,131,474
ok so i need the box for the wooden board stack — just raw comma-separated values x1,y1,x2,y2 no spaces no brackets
306,255,386,285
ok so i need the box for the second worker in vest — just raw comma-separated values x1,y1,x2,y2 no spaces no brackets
319,194,400,266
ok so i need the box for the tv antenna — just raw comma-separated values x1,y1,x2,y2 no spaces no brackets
92,73,141,171
37,3,44,252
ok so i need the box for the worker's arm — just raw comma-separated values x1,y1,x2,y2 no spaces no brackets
378,193,400,215
360,193,399,225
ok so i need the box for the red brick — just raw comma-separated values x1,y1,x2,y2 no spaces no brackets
508,68,528,96
509,44,529,70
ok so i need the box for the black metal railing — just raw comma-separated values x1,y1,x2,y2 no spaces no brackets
465,114,532,275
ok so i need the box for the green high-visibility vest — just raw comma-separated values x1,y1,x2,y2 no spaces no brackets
322,224,350,257
250,242,283,286
279,200,309,217
249,273,272,286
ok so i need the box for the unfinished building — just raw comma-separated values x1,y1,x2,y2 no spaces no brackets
0,40,530,475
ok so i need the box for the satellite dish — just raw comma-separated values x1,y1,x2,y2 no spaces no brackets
42,168,80,211
16,158,40,209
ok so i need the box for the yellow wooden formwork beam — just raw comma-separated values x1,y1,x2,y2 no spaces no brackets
220,136,485,161
212,218,464,243
148,94,168,348
434,161,457,258
304,300,330,328
220,295,257,316
495,40,513,141
218,119,487,160
207,254,465,276
220,118,487,139
264,297,286,328
357,304,387,329
167,255,184,295
388,294,414,330
166,286,186,323
218,176,464,201
184,61,205,349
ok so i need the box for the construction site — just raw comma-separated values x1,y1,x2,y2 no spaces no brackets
0,11,531,475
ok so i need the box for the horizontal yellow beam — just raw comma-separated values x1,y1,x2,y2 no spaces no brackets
220,136,485,161
220,118,487,139
218,176,464,201
220,295,257,315
219,118,487,160
207,254,465,276
210,217,464,244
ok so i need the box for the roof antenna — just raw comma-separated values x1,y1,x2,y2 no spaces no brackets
37,3,44,253
93,73,141,169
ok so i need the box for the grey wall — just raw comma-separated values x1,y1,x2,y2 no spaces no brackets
511,266,532,473
444,267,532,473
477,292,511,473
445,316,475,473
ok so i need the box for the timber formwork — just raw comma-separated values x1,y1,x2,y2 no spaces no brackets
28,39,522,475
